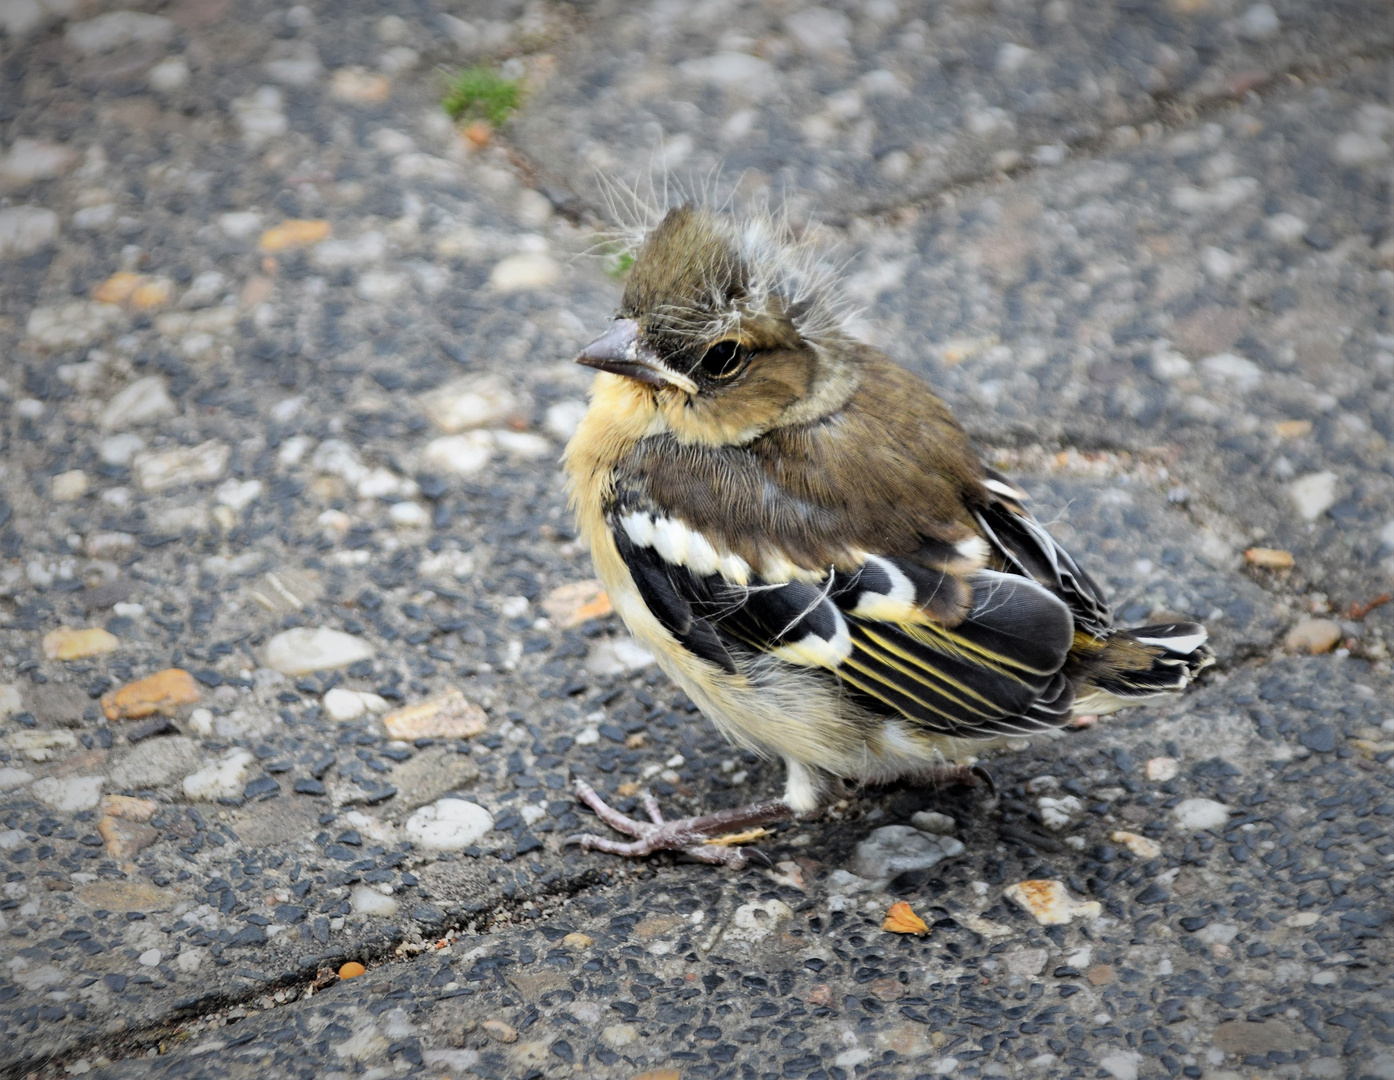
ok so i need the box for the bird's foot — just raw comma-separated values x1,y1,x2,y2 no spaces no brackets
566,780,793,869
924,762,996,795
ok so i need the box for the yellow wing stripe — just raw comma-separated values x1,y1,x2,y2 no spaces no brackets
901,618,1058,679
835,657,966,728
852,629,999,719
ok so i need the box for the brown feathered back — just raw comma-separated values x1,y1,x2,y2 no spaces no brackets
617,346,987,573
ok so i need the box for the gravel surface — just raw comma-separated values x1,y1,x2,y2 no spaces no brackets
0,2,1389,1079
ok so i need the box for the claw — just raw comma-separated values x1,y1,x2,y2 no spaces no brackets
564,778,792,869
969,764,997,795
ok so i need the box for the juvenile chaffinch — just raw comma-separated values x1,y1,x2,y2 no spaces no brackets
563,204,1212,867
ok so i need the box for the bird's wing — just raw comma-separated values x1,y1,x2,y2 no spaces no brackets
611,508,1077,739
972,469,1114,638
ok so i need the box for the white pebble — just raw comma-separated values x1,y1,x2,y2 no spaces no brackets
232,86,287,145
356,269,408,302
350,885,399,917
323,687,387,721
1200,352,1261,391
137,949,162,967
51,470,89,502
405,798,494,851
421,375,516,432
491,430,551,459
1172,798,1232,831
1037,795,1083,831
1288,471,1338,521
1099,1050,1142,1080
1332,131,1388,168
218,212,262,240
0,767,35,793
853,824,965,880
488,252,560,292
265,627,374,676
98,433,146,466
31,776,104,811
0,137,78,185
584,638,655,676
182,749,254,801
66,11,173,55
133,441,228,493
215,479,263,511
148,56,190,92
422,433,494,476
911,810,956,835
388,501,430,527
189,708,214,737
0,205,58,260
25,301,122,349
543,400,588,442
1265,213,1308,243
101,376,176,430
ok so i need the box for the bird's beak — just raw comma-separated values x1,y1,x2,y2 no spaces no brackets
576,319,698,394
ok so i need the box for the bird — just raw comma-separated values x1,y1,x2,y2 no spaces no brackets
561,201,1213,868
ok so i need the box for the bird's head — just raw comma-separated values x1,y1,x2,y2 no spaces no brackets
576,204,859,446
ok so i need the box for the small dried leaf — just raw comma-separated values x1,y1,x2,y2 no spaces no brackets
882,900,930,936
702,828,769,847
1244,547,1294,570
258,219,331,252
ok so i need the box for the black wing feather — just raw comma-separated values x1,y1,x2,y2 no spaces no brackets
611,512,1077,740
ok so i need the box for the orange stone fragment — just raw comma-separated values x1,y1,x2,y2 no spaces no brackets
338,961,366,979
1244,547,1295,570
463,120,492,147
92,271,143,305
1274,419,1312,439
634,1072,681,1080
882,900,930,936
381,689,486,740
542,580,612,628
330,68,390,102
130,277,173,311
43,627,119,661
101,794,159,822
98,815,159,859
102,668,200,721
258,219,331,252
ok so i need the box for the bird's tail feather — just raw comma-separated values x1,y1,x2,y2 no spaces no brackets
1072,622,1214,714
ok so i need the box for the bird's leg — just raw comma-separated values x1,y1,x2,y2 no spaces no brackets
566,780,793,869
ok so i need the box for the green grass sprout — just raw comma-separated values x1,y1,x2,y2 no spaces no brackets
442,66,521,126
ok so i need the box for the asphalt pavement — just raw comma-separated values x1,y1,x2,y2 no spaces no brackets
0,2,1390,1079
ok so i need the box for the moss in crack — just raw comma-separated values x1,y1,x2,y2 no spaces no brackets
443,66,521,127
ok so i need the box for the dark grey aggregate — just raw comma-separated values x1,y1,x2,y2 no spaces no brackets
0,0,1388,1078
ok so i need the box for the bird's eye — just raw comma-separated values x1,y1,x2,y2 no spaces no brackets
697,340,748,381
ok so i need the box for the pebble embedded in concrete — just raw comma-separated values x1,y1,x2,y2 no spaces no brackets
1288,471,1339,522
265,627,375,676
421,376,517,433
133,441,229,493
1172,798,1232,830
323,688,389,722
852,825,966,881
182,748,255,801
404,798,494,850
349,886,399,917
1284,617,1342,654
